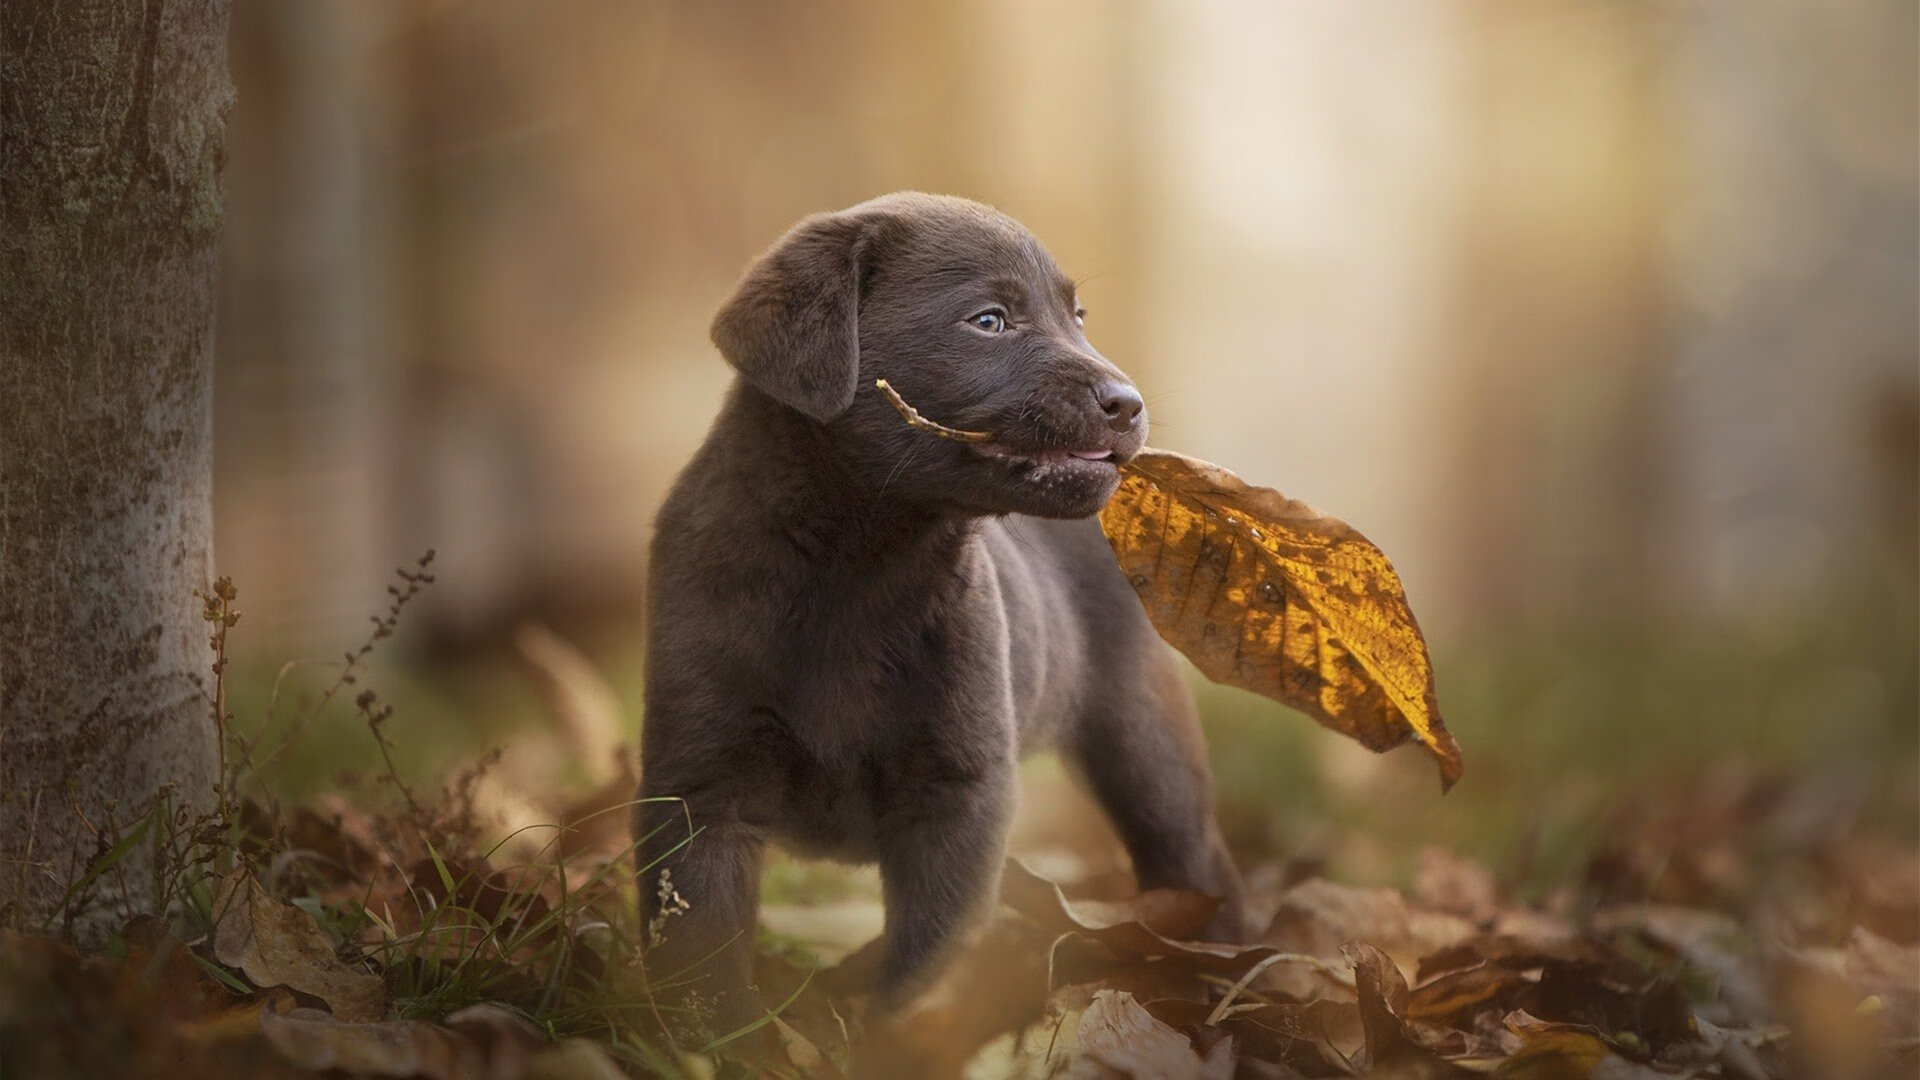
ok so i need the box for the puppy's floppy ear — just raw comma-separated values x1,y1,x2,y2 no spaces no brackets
711,210,878,422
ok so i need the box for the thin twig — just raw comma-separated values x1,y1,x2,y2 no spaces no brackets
252,552,436,776
1204,951,1346,1024
874,379,992,443
197,577,240,819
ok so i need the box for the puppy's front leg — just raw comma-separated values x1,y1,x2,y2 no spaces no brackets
872,764,1013,1011
636,789,764,1036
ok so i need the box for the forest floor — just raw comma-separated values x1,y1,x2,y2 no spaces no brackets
4,744,1914,1078
2,600,1915,1078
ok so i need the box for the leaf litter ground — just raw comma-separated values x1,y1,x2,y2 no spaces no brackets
2,749,1914,1079
1,523,1912,1078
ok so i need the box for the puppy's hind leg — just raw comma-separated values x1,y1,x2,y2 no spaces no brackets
1067,656,1250,941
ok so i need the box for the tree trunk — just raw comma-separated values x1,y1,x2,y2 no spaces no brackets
1,0,232,932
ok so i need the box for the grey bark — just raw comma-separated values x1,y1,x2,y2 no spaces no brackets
1,0,232,930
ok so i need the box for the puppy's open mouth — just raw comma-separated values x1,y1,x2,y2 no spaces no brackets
974,443,1116,468
873,379,1132,483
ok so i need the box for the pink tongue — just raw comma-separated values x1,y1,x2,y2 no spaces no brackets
1069,449,1114,461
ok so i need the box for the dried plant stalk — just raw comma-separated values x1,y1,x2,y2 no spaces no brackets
874,379,992,443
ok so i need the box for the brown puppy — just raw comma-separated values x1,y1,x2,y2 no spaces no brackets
637,193,1246,1032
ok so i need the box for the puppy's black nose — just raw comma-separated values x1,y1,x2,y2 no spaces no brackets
1095,381,1144,433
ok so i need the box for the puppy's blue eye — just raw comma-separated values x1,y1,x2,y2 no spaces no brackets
967,310,1007,334
1074,308,1087,327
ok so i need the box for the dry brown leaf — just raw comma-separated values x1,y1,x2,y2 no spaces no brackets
1779,924,1920,1068
116,915,237,1024
1344,941,1429,1068
1491,1028,1609,1078
1415,934,1610,986
1267,878,1414,957
1100,448,1462,790
524,1038,633,1080
772,1016,827,1070
1147,996,1366,1074
258,999,479,1078
1407,962,1538,1029
1415,848,1501,925
212,869,386,1023
1002,860,1290,976
1263,878,1477,1005
1072,989,1231,1080
1003,859,1221,941
1490,1023,1671,1080
442,1003,548,1076
1839,925,1920,1008
1592,904,1771,1024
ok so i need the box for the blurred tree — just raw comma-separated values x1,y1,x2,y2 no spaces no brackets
217,0,381,651
1443,0,1679,629
1,0,231,930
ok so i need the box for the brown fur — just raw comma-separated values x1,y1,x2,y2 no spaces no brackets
637,193,1247,1033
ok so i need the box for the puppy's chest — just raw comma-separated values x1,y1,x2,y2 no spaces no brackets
767,580,974,751
748,585,990,859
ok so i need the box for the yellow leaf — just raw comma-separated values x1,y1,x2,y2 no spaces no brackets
1099,449,1462,790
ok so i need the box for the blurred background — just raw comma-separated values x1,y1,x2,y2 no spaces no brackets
216,1,1917,897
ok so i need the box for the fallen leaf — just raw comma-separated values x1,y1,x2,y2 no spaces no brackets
1344,940,1464,1071
1408,961,1537,1029
443,1003,547,1076
1415,934,1610,985
212,869,387,1023
1003,860,1290,977
1073,989,1229,1079
773,1016,826,1070
1840,925,1920,1010
1268,878,1413,957
1099,448,1462,790
1416,848,1501,925
1492,1023,1670,1080
258,998,478,1078
1493,1028,1608,1078
1779,925,1920,1072
1264,878,1475,1001
1004,859,1221,941
1591,904,1770,1023
1346,942,1413,1032
1146,996,1364,1074
118,915,234,1024
525,1038,633,1080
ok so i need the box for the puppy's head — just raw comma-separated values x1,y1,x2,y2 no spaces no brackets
712,192,1146,519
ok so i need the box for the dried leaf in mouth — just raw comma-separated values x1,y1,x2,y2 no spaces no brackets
1098,448,1462,790
869,381,1460,789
